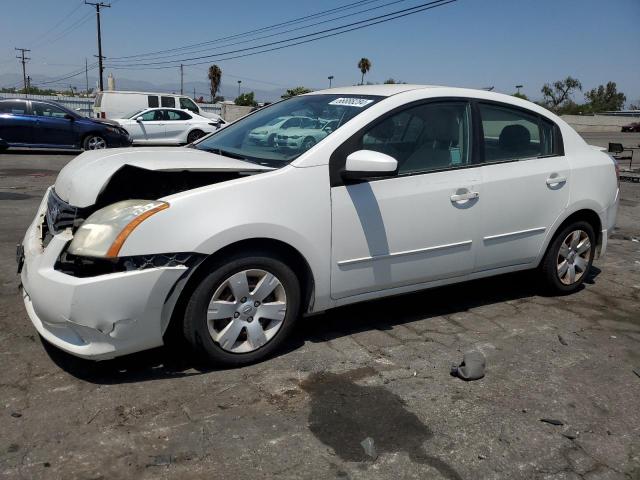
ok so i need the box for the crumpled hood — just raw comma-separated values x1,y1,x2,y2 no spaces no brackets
55,147,271,207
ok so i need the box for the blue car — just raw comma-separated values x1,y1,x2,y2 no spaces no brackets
0,98,131,151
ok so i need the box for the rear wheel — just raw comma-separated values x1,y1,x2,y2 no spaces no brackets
83,134,107,150
540,221,595,294
267,133,276,146
301,137,316,152
183,251,301,366
187,129,205,144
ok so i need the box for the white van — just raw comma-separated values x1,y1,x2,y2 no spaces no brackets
93,91,221,121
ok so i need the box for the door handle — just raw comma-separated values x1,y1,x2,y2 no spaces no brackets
546,175,567,186
450,191,479,202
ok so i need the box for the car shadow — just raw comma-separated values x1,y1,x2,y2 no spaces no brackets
44,268,600,384
2,148,79,155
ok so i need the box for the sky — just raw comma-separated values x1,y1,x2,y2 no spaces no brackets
0,0,638,103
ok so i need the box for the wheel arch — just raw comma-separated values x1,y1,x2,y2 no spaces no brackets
537,207,603,267
163,237,316,341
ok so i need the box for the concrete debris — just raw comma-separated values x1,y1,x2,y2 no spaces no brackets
558,335,569,346
450,351,486,381
360,437,378,460
540,418,564,426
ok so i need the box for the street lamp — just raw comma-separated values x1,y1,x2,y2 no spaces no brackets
515,84,523,94
328,75,334,88
237,80,242,97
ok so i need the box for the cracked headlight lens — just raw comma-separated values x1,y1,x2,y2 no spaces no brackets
68,200,169,258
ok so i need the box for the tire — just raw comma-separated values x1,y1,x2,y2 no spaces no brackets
267,133,276,147
540,220,595,294
187,130,205,144
183,250,301,366
83,134,107,150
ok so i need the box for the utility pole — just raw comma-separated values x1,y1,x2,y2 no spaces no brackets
180,64,184,95
85,1,110,91
85,58,89,96
328,75,334,88
237,80,241,97
15,47,30,94
193,87,196,101
515,84,523,95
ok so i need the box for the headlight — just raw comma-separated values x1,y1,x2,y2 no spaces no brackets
289,135,301,139
253,130,267,135
68,200,169,258
105,126,120,134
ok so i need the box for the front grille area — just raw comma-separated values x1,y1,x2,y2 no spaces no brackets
45,189,83,235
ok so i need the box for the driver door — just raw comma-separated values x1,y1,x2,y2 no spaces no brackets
134,109,166,142
330,101,481,299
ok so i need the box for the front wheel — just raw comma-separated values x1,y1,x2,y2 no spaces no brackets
183,251,301,366
540,221,595,294
187,129,205,144
83,135,107,150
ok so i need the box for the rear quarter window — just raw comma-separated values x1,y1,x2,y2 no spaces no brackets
148,96,159,108
0,101,29,115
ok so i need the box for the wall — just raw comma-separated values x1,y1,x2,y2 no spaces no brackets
220,104,254,122
561,114,636,133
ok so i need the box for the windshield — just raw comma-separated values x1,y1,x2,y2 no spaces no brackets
125,109,145,119
195,94,382,167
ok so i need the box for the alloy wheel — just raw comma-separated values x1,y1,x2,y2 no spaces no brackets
206,269,287,353
556,230,591,285
86,136,106,150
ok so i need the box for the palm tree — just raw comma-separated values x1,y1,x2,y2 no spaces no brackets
208,65,222,102
357,58,371,85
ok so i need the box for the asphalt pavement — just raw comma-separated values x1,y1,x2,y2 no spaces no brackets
0,145,639,479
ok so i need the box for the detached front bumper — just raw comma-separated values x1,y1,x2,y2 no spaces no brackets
19,188,189,360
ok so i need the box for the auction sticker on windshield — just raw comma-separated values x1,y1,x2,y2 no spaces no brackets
328,97,375,107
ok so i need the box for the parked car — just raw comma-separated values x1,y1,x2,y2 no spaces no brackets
112,107,223,145
248,116,316,145
0,99,130,151
94,91,221,121
19,85,619,366
621,121,640,132
275,119,339,151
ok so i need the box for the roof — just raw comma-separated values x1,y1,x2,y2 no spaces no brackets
308,84,439,97
98,90,185,97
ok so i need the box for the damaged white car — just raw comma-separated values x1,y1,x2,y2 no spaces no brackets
18,85,619,366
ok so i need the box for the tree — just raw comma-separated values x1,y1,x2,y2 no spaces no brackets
541,76,582,112
584,81,626,112
281,86,312,99
357,57,371,85
208,64,222,103
235,91,257,107
384,78,397,84
512,92,529,100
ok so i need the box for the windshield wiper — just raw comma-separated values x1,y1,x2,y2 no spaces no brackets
202,147,248,161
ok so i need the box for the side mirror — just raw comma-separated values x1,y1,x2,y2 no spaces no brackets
64,113,75,121
342,150,398,181
135,117,142,122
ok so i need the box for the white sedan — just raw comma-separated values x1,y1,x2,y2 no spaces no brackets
19,85,619,366
113,107,223,145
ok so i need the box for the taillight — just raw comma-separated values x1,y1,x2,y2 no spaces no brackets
101,112,106,119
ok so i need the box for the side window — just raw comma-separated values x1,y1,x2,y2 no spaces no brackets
161,96,176,108
148,96,159,108
32,102,68,118
139,110,161,121
360,102,471,175
166,110,191,120
479,103,554,162
0,101,29,115
179,97,199,113
300,117,315,128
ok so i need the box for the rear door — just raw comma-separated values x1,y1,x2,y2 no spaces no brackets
0,100,34,144
31,102,75,147
475,102,569,271
164,109,192,142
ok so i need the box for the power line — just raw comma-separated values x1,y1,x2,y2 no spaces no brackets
109,0,383,61
29,0,86,48
107,0,456,70
108,0,410,65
